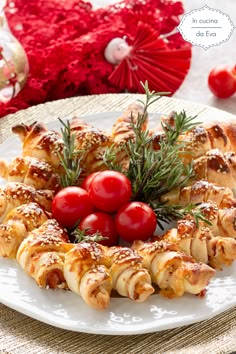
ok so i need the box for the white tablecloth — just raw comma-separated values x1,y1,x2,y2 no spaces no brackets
91,0,236,115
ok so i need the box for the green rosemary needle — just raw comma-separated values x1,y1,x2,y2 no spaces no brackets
57,118,83,187
72,228,108,243
103,81,207,229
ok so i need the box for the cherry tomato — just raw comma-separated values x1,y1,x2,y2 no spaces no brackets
78,211,118,247
115,201,157,243
52,186,94,229
80,172,101,191
208,65,236,98
88,171,132,213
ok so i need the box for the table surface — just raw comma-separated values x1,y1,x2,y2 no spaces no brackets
0,93,236,354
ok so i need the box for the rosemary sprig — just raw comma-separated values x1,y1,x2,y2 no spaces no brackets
123,110,198,202
103,144,123,172
72,228,108,243
138,80,171,116
57,118,83,187
103,81,209,228
152,202,212,230
163,110,202,145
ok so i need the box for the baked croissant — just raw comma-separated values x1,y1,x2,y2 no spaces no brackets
110,102,147,170
111,102,147,144
132,239,215,298
69,117,111,176
0,202,49,258
160,180,236,208
0,182,54,222
17,219,72,289
151,114,236,163
179,120,236,163
196,201,236,239
12,121,64,171
107,246,154,302
164,218,236,269
0,156,61,191
64,242,112,310
193,149,236,189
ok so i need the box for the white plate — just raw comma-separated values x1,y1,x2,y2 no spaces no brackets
0,112,236,335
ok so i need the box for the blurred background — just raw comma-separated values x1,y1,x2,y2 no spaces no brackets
1,0,235,117
92,0,236,114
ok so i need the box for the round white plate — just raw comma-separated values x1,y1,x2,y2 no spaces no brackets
0,112,236,335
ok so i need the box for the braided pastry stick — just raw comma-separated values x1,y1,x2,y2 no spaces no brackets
160,180,236,208
0,202,49,258
64,242,112,310
164,218,236,269
69,117,111,176
17,219,72,289
107,246,154,302
12,121,64,172
193,149,236,189
0,156,61,192
132,239,215,298
0,182,54,222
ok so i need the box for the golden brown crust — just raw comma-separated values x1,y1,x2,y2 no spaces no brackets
161,180,236,208
109,103,147,170
69,117,111,176
193,149,236,188
16,219,72,290
0,156,61,191
107,246,154,302
163,210,236,269
151,116,236,162
0,202,49,258
197,201,236,238
111,103,146,143
0,182,54,222
132,239,215,297
64,242,112,310
12,122,64,171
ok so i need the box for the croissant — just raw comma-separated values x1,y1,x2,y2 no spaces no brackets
0,202,49,258
196,201,236,239
17,219,72,289
0,182,54,222
107,246,154,302
0,156,61,191
193,149,236,189
164,218,236,269
160,180,236,208
151,114,236,163
12,121,64,171
179,120,236,163
110,103,147,170
69,117,111,176
64,242,112,310
132,239,215,298
111,102,147,144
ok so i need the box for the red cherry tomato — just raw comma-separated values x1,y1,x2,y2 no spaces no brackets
88,171,132,213
208,65,236,98
78,212,118,247
115,201,157,243
80,172,101,191
52,187,94,229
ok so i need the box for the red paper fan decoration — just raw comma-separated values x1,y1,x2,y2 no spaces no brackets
106,22,192,95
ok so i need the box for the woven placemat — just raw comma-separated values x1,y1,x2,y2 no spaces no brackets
0,94,236,354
